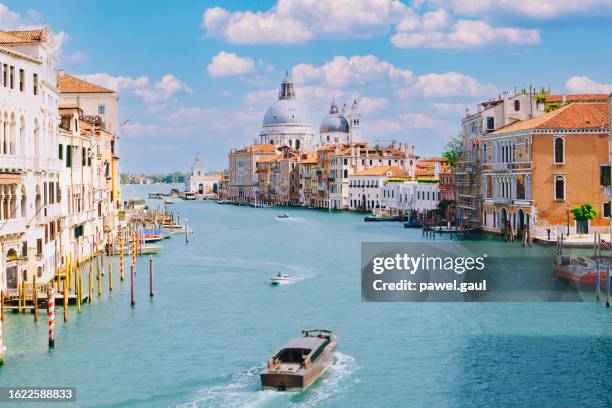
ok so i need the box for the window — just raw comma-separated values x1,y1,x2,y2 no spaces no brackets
98,104,106,114
19,69,24,91
33,73,38,95
554,176,565,201
343,169,348,178
66,145,72,167
486,116,495,131
36,238,42,255
514,100,520,111
82,147,87,166
2,64,6,86
554,137,564,164
9,66,14,89
604,203,611,218
58,144,63,160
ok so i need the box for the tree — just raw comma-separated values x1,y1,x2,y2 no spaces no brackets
572,203,597,235
442,133,463,167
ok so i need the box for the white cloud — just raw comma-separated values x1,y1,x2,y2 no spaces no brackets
78,73,150,92
77,73,190,104
359,97,389,115
398,72,497,99
392,17,540,49
424,0,612,19
65,51,88,64
399,112,445,129
565,76,612,93
432,102,470,116
134,74,191,104
201,0,408,44
292,55,413,88
207,51,255,77
0,3,28,28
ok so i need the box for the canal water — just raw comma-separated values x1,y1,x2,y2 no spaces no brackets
1,184,611,407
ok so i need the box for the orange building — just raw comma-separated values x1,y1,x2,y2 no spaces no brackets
482,102,609,235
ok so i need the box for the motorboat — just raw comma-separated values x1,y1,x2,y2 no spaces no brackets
269,273,292,285
260,330,338,391
277,213,290,219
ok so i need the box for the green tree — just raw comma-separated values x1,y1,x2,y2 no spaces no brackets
572,203,597,235
442,133,463,167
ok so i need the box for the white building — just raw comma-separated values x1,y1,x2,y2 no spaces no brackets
185,154,221,197
381,181,439,214
259,73,315,152
348,166,407,211
0,28,62,291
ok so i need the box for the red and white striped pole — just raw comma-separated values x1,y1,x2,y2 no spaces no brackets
48,284,55,348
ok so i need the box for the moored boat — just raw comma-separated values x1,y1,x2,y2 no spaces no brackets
277,213,290,219
552,254,609,287
112,243,162,255
364,214,401,222
260,330,338,391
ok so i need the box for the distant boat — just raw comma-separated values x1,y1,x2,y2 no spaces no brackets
364,215,400,222
260,330,338,391
277,213,290,219
552,254,609,287
112,243,162,255
183,192,197,200
403,219,422,228
269,273,292,285
164,199,174,205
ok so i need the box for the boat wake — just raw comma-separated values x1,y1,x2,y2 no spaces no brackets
177,353,358,408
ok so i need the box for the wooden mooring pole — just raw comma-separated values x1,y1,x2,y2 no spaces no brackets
130,264,135,307
33,274,38,322
149,256,154,298
109,263,113,292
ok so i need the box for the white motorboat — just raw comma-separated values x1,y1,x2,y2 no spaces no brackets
277,213,290,219
270,273,292,285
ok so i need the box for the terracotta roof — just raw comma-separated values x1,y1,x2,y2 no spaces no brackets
0,29,49,45
257,156,280,163
491,102,608,135
352,165,408,177
244,144,276,153
58,73,114,94
545,94,609,104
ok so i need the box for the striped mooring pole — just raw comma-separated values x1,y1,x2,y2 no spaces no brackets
48,285,55,348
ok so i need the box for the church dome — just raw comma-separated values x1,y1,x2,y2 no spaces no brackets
320,100,349,134
263,98,311,127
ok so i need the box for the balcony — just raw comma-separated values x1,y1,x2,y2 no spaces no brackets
0,217,26,236
492,163,511,172
0,154,33,171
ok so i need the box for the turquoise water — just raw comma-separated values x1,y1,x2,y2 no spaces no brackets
1,183,611,407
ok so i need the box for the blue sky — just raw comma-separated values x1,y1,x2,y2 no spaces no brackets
2,0,612,173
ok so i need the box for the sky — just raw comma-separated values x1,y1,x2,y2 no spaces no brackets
2,0,612,174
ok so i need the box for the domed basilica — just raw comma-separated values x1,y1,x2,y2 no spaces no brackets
259,73,361,151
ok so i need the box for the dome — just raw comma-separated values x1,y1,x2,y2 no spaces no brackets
320,100,349,133
263,98,311,127
320,114,349,133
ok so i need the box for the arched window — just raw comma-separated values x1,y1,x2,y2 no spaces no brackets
514,100,520,111
295,139,300,150
555,176,565,200
343,169,348,178
554,137,564,164
269,139,273,145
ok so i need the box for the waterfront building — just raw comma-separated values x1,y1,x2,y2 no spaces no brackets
259,73,315,152
348,166,407,211
482,101,609,236
415,157,446,181
57,106,107,262
227,144,277,203
269,147,299,205
327,142,418,210
297,152,318,206
185,155,221,197
439,165,456,219
0,28,62,292
57,71,120,244
455,91,544,228
380,180,440,215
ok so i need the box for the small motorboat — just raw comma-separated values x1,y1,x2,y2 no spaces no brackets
364,215,400,222
164,200,174,205
277,213,290,219
269,273,292,285
261,330,338,391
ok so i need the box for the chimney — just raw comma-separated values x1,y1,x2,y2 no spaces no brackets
562,94,567,105
58,69,64,77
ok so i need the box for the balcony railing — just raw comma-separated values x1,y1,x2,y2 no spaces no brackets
0,154,33,171
0,217,26,236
